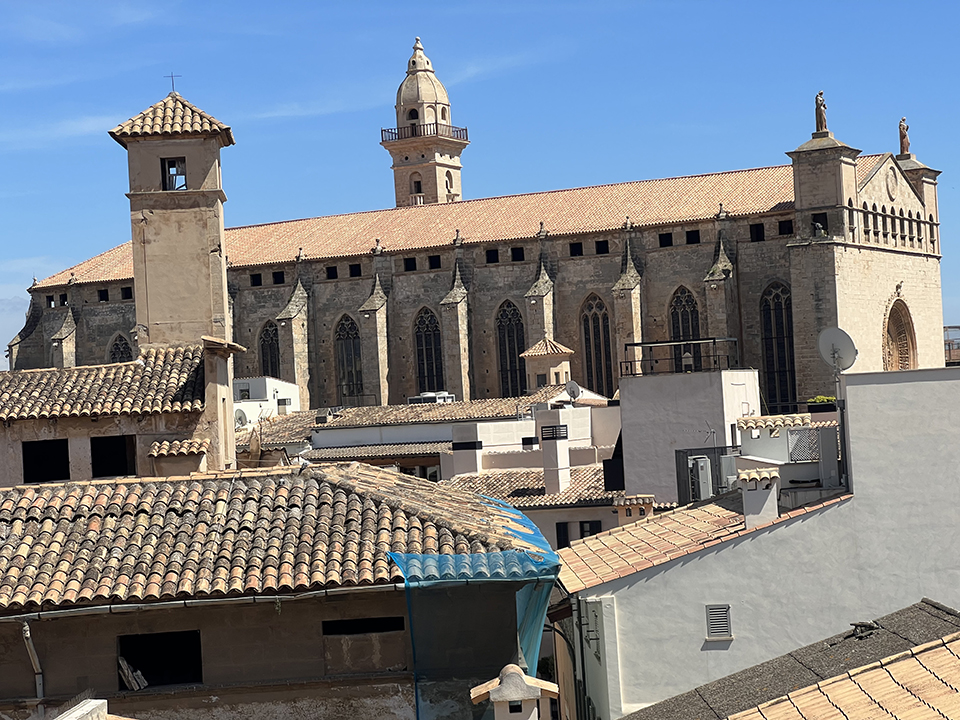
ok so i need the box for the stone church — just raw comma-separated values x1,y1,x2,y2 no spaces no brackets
7,38,945,414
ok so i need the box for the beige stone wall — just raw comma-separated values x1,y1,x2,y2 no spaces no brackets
0,413,203,487
834,245,943,372
0,593,413,716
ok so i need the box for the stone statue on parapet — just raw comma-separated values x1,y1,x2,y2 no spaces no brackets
815,91,828,132
899,117,910,155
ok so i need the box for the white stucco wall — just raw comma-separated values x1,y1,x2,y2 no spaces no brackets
620,370,761,502
577,366,960,717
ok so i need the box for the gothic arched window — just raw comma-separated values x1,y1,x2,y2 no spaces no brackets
109,334,133,363
669,287,701,372
496,300,527,397
335,315,363,403
415,308,444,393
884,300,917,371
259,321,280,379
581,294,614,397
760,282,797,414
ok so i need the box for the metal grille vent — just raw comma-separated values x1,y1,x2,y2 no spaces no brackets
705,604,732,639
541,425,569,441
788,428,820,462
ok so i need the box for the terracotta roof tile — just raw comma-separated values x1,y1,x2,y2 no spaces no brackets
304,441,450,461
236,411,319,449
30,155,880,290
0,344,204,421
148,438,211,457
109,92,234,146
737,413,811,432
311,385,572,430
443,465,623,509
729,630,960,720
521,337,574,358
0,464,542,613
559,492,851,593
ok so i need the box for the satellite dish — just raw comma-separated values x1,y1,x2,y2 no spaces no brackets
234,408,248,428
818,327,858,372
565,380,582,400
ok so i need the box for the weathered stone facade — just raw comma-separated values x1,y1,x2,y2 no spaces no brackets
8,54,944,415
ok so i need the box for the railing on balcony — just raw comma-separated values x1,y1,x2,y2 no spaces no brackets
620,338,740,377
381,123,469,142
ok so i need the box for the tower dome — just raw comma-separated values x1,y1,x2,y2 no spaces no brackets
396,37,451,127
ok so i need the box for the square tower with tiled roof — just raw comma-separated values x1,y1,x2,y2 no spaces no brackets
109,91,235,348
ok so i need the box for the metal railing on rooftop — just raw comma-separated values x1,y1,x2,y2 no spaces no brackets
381,123,469,142
620,338,740,377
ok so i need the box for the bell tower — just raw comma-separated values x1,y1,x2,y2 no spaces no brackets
381,38,469,207
110,92,235,347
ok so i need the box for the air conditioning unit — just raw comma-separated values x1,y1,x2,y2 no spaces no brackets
688,455,712,501
407,391,456,404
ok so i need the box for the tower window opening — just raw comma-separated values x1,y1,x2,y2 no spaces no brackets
161,157,186,191
511,247,525,262
428,255,441,270
570,242,584,256
326,266,339,280
404,257,418,272
250,273,263,287
441,107,448,121
407,109,419,121
445,171,454,193
486,249,500,264
121,286,133,300
45,295,54,308
659,232,674,247
595,240,610,255
686,229,701,245
750,223,765,242
778,220,794,236
349,263,362,277
98,289,109,303
58,293,68,306
272,271,285,285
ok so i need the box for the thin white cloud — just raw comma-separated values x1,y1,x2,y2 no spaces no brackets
444,49,548,86
0,114,119,152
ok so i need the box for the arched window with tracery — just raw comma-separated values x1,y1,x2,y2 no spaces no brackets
259,321,280,378
862,202,871,240
109,334,133,363
581,294,614,397
669,287,701,372
496,300,527,397
335,315,364,403
884,300,917,371
415,308,444,393
760,282,797,414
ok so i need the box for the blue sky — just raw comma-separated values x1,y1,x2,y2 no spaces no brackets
2,0,959,368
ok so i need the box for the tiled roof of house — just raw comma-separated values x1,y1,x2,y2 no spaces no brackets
855,152,887,188
304,441,451,462
0,345,204,421
0,464,545,614
311,385,574,430
559,491,851,593
148,438,211,457
730,633,960,720
109,92,235,146
521,337,574,358
737,413,811,431
443,465,623,510
627,598,960,720
236,410,319,449
737,468,780,483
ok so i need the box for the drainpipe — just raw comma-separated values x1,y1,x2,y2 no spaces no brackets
21,622,44,716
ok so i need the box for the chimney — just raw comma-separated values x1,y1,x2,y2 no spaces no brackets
451,424,483,475
542,424,570,495
615,495,654,526
737,469,780,529
470,664,558,720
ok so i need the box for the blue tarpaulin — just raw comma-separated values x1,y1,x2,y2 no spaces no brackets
388,495,560,673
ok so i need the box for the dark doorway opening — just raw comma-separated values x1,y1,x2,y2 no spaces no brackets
22,439,70,483
117,630,202,689
91,435,137,478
